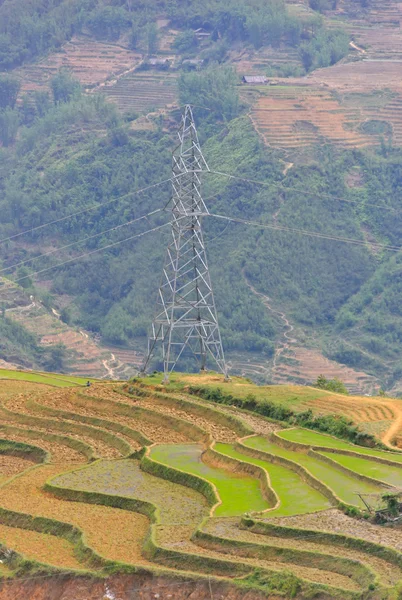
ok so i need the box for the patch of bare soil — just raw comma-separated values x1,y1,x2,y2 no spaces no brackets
0,430,85,464
0,381,51,400
0,455,35,478
267,508,402,552
0,394,122,459
34,390,144,451
0,573,269,600
276,346,378,393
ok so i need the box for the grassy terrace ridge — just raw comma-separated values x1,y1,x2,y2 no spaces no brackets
139,372,398,449
278,429,402,462
141,372,339,409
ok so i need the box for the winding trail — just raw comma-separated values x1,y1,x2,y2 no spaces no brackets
244,276,297,372
382,406,402,448
102,353,117,379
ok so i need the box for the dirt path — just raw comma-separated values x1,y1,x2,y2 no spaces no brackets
382,404,402,447
244,276,297,373
102,353,120,379
349,41,366,54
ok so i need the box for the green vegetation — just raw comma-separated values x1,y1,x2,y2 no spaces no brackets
320,452,402,487
178,66,240,121
243,436,384,506
0,0,348,71
299,28,349,72
278,428,402,462
215,443,331,516
313,375,348,394
150,444,269,516
0,368,92,387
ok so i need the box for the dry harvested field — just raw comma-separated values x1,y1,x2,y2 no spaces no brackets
250,87,373,149
244,0,402,150
14,36,141,95
273,346,379,394
1,372,402,598
102,71,178,113
248,83,402,149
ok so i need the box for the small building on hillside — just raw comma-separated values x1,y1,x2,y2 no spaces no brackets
193,28,211,40
242,75,268,85
148,58,171,69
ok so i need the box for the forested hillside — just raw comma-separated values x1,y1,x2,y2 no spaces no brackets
0,0,402,391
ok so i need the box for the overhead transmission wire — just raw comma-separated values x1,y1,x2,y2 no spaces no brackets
0,222,170,288
1,166,402,289
209,212,402,252
0,187,229,276
0,208,165,275
0,177,173,247
209,169,402,213
0,165,398,251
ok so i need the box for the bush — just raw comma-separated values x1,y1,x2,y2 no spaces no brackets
313,374,348,394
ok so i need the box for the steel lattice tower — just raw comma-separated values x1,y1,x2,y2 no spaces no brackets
142,105,228,383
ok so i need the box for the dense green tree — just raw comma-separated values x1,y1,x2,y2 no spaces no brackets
33,90,52,117
50,70,81,105
86,6,132,40
146,23,159,54
0,108,19,146
173,30,198,53
0,76,21,110
178,66,239,120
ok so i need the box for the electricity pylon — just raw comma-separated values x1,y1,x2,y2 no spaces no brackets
142,105,228,383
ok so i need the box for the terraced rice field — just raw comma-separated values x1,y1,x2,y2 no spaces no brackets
102,72,178,113
243,436,385,507
14,36,141,94
0,373,401,598
250,87,373,149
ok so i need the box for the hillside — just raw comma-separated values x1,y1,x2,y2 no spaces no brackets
0,0,401,392
0,370,401,598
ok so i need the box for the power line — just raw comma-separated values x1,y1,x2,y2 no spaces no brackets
209,212,401,252
209,170,401,214
0,178,173,247
0,208,164,276
0,222,169,289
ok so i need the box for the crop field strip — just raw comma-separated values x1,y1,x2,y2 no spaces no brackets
0,380,401,596
242,436,389,507
203,517,402,588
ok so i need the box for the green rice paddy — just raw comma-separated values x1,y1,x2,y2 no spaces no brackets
215,443,331,517
320,452,402,488
149,444,270,516
243,436,384,507
278,428,402,463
